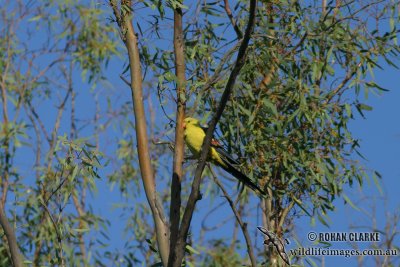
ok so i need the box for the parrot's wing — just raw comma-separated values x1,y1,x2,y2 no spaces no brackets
213,145,264,195
200,125,209,132
200,125,240,165
213,145,240,166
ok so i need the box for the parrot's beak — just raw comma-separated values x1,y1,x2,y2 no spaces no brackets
182,122,186,129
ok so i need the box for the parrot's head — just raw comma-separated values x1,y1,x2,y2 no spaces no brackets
183,117,200,129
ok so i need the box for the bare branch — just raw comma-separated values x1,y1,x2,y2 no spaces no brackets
278,201,295,229
113,0,170,265
209,166,257,267
170,1,258,266
0,203,23,267
0,23,23,266
223,0,243,39
168,1,186,265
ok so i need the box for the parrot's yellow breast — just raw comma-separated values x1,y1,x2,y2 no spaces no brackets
184,123,225,167
184,124,205,157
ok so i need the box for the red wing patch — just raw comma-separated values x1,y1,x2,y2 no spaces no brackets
211,138,222,147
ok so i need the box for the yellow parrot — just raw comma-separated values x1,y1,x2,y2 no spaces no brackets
183,117,264,195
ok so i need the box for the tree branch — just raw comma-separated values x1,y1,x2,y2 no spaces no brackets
169,1,258,266
168,1,186,265
224,0,243,39
278,201,295,229
0,203,23,267
0,27,23,267
114,1,170,265
327,63,361,103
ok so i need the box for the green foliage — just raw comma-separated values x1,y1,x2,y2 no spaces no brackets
16,136,105,266
108,137,139,196
0,242,12,267
0,1,120,265
192,0,399,223
72,4,120,82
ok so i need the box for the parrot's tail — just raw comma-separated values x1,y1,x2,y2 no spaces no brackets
219,160,265,196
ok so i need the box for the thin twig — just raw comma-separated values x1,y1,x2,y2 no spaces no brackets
152,140,175,152
39,201,65,267
209,166,257,267
277,201,295,229
223,0,243,39
326,62,361,103
282,32,308,58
